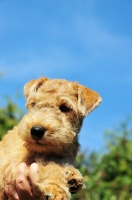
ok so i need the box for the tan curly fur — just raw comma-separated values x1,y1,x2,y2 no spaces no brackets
0,77,101,200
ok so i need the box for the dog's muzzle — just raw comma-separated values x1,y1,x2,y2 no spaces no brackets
30,126,46,141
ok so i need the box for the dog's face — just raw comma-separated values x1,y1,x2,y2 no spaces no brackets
18,77,101,158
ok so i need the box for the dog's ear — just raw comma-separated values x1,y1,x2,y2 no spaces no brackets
77,84,102,117
24,77,49,99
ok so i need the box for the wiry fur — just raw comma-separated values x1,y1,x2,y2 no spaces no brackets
30,162,84,200
0,77,101,199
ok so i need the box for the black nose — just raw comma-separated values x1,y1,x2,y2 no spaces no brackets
30,126,46,141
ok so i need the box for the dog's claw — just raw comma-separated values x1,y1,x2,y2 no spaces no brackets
45,195,50,200
68,178,76,185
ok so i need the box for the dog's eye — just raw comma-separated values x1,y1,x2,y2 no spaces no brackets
31,102,36,107
59,104,71,112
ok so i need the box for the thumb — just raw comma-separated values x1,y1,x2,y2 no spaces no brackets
29,163,41,198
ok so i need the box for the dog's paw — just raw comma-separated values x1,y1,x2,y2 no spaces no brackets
35,184,70,200
65,166,84,194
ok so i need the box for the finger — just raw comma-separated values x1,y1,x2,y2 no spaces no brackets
4,164,19,200
29,163,38,183
15,163,33,197
29,163,41,198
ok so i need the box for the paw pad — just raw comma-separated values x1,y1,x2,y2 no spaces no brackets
68,178,81,194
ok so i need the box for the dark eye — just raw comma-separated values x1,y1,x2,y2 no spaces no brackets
59,104,71,112
31,102,36,107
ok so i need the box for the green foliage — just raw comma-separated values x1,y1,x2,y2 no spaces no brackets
0,97,22,140
73,117,132,200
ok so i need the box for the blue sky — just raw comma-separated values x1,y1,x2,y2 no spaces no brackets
0,0,132,152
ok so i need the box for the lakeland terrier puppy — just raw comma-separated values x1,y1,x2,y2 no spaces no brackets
0,77,101,200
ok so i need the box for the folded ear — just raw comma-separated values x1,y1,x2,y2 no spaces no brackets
24,77,49,100
78,85,102,117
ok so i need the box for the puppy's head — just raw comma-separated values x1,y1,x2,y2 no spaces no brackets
19,77,101,158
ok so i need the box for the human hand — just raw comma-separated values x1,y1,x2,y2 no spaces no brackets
4,162,41,200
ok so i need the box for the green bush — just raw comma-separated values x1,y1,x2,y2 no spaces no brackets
72,117,132,200
0,97,22,140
